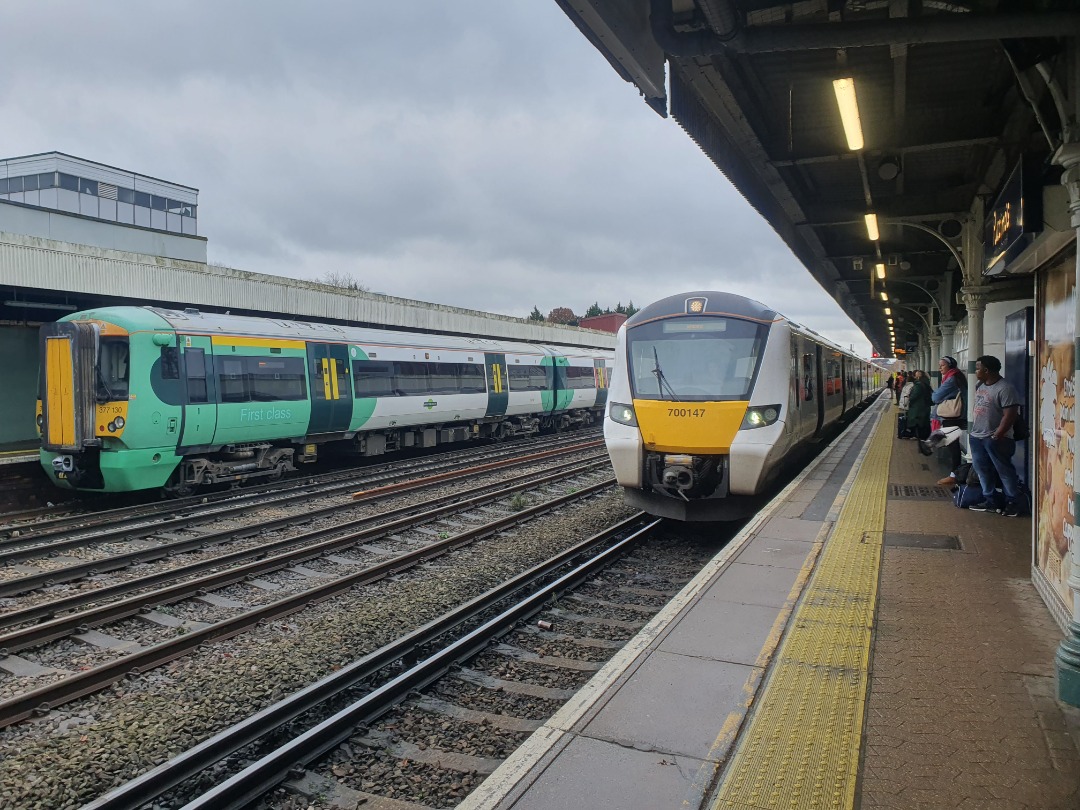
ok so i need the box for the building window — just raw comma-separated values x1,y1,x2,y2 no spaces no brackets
38,172,55,189
58,173,79,192
6,176,22,193
117,187,134,204
150,194,167,211
79,178,98,196
134,190,151,208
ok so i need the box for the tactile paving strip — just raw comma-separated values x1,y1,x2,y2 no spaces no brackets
710,412,892,810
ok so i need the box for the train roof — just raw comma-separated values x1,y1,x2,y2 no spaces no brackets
63,306,611,358
624,292,873,363
625,291,779,327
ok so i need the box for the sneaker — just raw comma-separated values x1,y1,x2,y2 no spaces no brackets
999,502,1021,517
967,500,996,512
918,441,934,456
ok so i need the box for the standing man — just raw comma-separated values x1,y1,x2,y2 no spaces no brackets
967,355,1023,516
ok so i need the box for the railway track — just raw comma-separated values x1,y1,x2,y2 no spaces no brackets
0,466,657,809
0,430,602,542
78,516,719,810
0,442,606,599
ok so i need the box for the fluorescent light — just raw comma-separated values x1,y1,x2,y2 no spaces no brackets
876,263,886,280
4,300,77,312
865,213,880,241
884,307,891,315
879,291,888,301
832,78,864,150
887,318,893,324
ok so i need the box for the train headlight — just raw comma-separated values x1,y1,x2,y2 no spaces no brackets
108,416,125,432
36,414,44,428
741,404,781,430
609,402,638,427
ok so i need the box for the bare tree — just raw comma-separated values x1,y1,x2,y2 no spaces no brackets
317,271,370,292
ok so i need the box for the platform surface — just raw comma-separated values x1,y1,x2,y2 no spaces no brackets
460,395,1080,810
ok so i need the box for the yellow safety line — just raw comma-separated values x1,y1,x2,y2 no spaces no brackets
710,413,892,810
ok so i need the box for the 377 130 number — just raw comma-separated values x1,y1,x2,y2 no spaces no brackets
668,408,706,417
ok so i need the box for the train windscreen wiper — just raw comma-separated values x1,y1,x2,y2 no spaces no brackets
652,347,680,401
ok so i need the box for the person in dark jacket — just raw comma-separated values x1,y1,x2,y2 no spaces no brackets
931,356,968,484
906,370,933,440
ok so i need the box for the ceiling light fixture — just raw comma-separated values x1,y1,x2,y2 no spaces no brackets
832,78,864,151
879,291,888,301
865,213,880,241
884,307,892,315
875,263,886,280
887,318,893,324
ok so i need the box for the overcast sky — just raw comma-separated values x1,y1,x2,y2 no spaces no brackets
2,1,872,356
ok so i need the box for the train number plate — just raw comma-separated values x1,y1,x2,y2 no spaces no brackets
667,408,706,417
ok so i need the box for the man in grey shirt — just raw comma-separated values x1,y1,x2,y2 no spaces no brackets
967,354,1022,516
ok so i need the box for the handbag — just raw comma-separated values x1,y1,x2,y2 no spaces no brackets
937,391,963,419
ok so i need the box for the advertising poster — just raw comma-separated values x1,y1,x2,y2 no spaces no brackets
1036,248,1076,612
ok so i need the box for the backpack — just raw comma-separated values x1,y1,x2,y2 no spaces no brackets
1013,406,1029,441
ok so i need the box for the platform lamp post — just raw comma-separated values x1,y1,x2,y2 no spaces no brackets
1054,139,1080,707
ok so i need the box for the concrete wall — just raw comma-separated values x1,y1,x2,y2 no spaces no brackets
0,325,39,449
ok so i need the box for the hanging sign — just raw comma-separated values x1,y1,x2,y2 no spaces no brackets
984,158,1043,275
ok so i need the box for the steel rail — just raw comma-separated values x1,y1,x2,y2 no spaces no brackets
0,477,616,729
0,459,611,644
0,445,605,586
0,437,601,553
0,429,599,535
179,516,661,810
82,513,658,810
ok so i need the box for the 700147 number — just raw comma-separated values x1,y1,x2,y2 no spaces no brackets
668,408,706,417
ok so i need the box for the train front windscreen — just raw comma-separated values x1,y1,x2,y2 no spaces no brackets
626,316,768,402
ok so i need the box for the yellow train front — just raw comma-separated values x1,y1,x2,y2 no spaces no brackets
604,291,880,521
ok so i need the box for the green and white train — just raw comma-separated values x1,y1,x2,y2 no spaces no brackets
38,306,613,495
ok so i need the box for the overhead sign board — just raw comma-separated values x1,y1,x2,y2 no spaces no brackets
984,158,1043,275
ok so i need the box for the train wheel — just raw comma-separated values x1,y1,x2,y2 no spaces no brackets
163,468,199,499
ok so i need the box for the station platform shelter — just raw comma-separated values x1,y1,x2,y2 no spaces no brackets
461,394,1080,810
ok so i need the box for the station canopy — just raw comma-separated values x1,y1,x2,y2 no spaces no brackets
555,0,1080,356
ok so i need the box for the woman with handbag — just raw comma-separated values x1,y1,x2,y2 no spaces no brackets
931,356,967,484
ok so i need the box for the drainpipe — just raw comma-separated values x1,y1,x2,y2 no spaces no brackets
1055,138,1080,707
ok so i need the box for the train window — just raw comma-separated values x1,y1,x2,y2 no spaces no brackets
561,365,596,390
353,360,395,397
160,347,180,380
802,353,815,401
186,348,208,403
458,363,486,393
97,338,130,401
626,316,766,401
508,364,549,391
250,357,307,401
218,357,248,403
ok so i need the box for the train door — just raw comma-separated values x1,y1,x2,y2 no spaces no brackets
307,342,353,434
814,344,826,434
180,335,217,448
484,353,508,417
593,358,609,409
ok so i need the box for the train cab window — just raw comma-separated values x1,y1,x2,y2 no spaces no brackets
97,338,130,401
185,348,208,403
625,316,767,401
160,347,180,380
